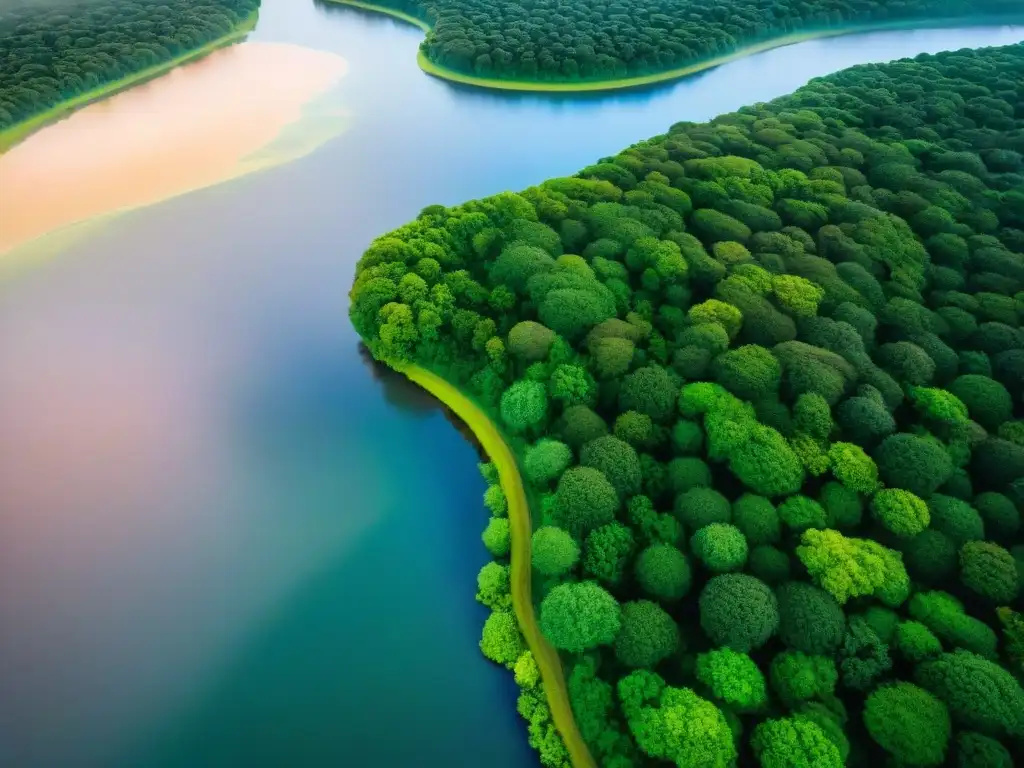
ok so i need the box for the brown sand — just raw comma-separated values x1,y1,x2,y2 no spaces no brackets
0,42,348,255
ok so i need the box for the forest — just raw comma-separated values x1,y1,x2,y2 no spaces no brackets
368,0,1023,83
351,41,1024,768
0,0,261,130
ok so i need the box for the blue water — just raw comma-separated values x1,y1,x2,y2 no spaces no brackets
0,2,1019,766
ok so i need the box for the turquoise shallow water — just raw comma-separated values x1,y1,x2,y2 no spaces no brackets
0,3,1020,766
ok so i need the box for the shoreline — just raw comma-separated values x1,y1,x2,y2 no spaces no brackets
326,1,1024,93
401,365,597,768
0,9,260,153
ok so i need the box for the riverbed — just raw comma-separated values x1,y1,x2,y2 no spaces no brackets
0,2,1020,766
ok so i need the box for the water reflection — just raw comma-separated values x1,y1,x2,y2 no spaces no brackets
0,41,348,256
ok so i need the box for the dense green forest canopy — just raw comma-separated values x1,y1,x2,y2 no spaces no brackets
0,0,260,129
370,0,1023,82
352,42,1024,768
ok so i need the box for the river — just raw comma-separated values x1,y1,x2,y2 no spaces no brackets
0,2,1020,766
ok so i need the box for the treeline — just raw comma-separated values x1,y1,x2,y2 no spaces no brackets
368,0,1022,83
0,0,261,130
351,42,1024,768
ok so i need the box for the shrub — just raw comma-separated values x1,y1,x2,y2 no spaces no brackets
699,574,779,652
903,529,958,584
909,591,997,659
675,487,731,529
476,562,512,610
776,581,846,655
481,610,524,667
665,457,713,496
955,732,1013,768
876,341,936,385
507,320,555,361
482,517,511,557
531,526,579,576
875,433,954,497
636,543,691,602
580,435,642,499
915,650,1024,739
797,528,910,607
749,545,791,584
615,600,680,668
552,466,619,538
769,651,837,706
583,521,636,585
971,438,1024,490
539,581,621,653
614,410,654,449
973,492,1020,541
670,419,704,455
895,620,943,663
557,405,608,450
500,380,549,434
863,682,951,767
928,494,985,546
871,488,930,537
711,345,781,400
818,481,863,528
619,365,678,422
751,717,842,768
778,495,827,532
836,395,896,447
523,439,573,486
691,523,749,573
696,648,767,711
732,494,780,545
947,374,1013,432
959,541,1019,603
792,393,832,441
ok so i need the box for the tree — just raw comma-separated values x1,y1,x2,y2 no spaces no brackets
973,492,1020,542
928,494,985,546
583,522,636,585
580,435,642,499
482,517,511,557
959,541,1019,603
863,682,951,767
675,487,731,529
523,439,573,486
635,543,691,602
548,364,597,408
874,433,954,497
947,374,1013,431
909,591,997,659
915,651,1024,739
481,610,525,667
552,466,618,538
615,600,681,669
557,405,608,450
691,523,749,572
955,732,1014,768
477,562,512,610
696,648,767,711
732,494,780,546
871,488,930,537
619,365,678,422
751,717,842,768
796,528,910,607
539,581,621,653
711,345,781,400
500,380,549,434
531,526,579,576
775,581,845,655
895,620,943,663
828,442,880,494
769,651,837,706
778,495,827,532
699,574,779,652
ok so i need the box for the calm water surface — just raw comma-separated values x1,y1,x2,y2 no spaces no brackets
0,2,1020,766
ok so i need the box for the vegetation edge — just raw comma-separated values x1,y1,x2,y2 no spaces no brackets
401,364,597,768
323,2,1024,94
0,9,260,154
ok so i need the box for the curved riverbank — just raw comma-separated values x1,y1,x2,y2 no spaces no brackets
326,1,1023,93
0,10,260,154
402,365,596,768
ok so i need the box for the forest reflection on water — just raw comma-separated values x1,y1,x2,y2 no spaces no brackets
0,41,349,257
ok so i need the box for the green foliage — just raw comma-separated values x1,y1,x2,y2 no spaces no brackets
955,732,1013,768
580,436,642,500
500,380,549,434
797,528,909,606
481,610,524,667
539,581,621,653
583,522,635,585
770,651,837,706
959,541,1019,603
751,717,842,768
484,483,508,516
691,523,749,573
482,517,511,557
836,395,896,447
875,433,954,497
776,581,845,655
792,393,831,441
778,495,827,532
697,648,767,712
613,410,654,449
895,620,943,663
556,405,608,450
531,526,579,577
947,375,1013,432
636,543,691,603
476,562,512,610
675,487,731,529
615,600,680,669
749,545,791,584
619,365,678,422
973,492,1020,542
871,488,930,537
514,651,540,689
523,439,573,487
863,682,951,767
548,364,597,408
915,650,1024,739
818,482,863,529
699,574,778,652
552,466,618,538
838,616,892,691
671,420,704,455
909,591,997,659
928,494,985,546
711,345,780,401
904,529,958,584
732,494,780,546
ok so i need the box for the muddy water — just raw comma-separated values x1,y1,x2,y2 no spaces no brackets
0,41,347,255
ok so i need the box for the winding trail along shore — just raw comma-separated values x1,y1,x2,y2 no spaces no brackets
0,10,260,153
326,0,1024,93
402,365,597,768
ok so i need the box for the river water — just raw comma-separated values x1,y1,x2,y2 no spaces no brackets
0,2,1020,766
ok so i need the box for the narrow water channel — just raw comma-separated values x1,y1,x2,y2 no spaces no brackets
0,2,1020,766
